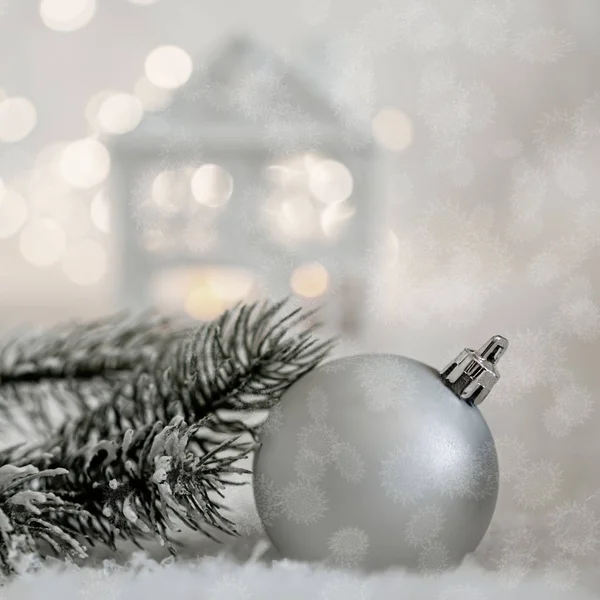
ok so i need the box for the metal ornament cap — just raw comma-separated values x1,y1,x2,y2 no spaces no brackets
440,335,509,405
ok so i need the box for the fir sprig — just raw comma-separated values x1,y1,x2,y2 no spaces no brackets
0,312,193,435
0,298,336,571
6,416,253,556
0,464,89,577
41,297,336,451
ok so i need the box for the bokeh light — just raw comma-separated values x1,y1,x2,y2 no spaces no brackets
19,219,67,266
40,0,96,32
0,97,37,142
320,201,356,238
308,159,353,204
90,190,110,233
0,190,28,239
185,284,225,321
183,269,255,320
85,90,113,130
191,164,234,207
61,239,107,285
59,138,110,188
134,76,173,112
151,169,192,212
264,191,318,241
144,45,193,90
208,269,254,303
372,108,413,151
34,142,68,170
290,262,329,298
97,93,144,134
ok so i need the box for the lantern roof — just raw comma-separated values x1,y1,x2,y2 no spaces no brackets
112,34,373,151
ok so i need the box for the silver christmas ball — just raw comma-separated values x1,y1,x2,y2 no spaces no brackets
253,336,508,573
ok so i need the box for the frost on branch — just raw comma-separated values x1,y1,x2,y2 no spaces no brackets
0,463,88,576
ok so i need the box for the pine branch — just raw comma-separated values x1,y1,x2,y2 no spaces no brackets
0,312,193,435
109,297,337,447
5,416,253,557
36,297,335,452
0,464,89,577
0,297,336,564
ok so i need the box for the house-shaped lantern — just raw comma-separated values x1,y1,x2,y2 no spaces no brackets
109,35,380,336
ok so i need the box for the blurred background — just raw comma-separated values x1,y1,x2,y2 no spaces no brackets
1,0,600,571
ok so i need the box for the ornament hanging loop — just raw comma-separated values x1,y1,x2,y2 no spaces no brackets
440,335,508,406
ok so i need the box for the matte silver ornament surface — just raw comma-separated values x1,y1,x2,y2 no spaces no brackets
253,336,507,573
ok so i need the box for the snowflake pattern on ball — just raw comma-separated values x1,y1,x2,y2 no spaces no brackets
297,420,340,465
356,356,418,412
279,479,329,525
327,526,370,567
379,444,433,505
405,504,446,548
428,437,479,499
307,387,330,421
417,540,450,576
331,441,366,484
253,473,282,527
294,448,328,482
